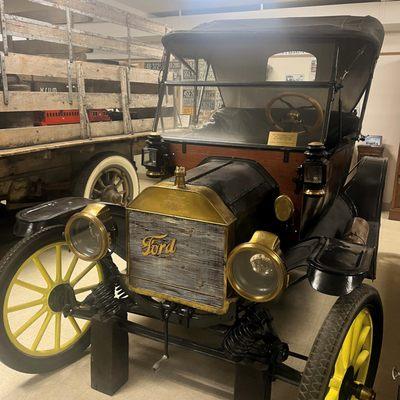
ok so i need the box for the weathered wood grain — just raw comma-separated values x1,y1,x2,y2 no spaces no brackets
0,118,174,150
25,0,168,35
0,91,171,112
5,14,163,59
4,52,160,83
128,211,227,312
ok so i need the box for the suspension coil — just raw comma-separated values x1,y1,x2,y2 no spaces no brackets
223,306,288,363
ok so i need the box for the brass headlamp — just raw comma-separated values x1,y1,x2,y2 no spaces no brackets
227,231,287,302
65,203,114,261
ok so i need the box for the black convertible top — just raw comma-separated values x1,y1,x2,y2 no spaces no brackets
161,16,384,113
162,16,384,59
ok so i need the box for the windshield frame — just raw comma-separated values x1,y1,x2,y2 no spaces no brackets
153,47,373,150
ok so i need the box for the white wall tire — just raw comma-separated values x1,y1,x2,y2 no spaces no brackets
74,153,140,205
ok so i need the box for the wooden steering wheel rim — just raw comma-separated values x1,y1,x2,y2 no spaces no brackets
265,92,324,134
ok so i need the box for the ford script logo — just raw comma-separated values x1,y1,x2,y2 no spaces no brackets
141,234,177,257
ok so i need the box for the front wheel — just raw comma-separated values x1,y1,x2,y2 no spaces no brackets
298,284,383,400
0,226,103,373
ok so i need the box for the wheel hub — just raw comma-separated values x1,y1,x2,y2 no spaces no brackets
48,284,76,313
100,185,124,204
339,367,376,400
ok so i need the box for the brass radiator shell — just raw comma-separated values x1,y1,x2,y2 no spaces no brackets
126,182,236,314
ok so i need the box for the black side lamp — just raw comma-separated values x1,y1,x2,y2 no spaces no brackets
142,135,169,178
303,142,328,197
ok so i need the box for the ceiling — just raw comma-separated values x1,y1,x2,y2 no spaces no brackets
116,0,382,17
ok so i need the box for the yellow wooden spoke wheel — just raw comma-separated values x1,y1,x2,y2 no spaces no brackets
325,309,372,400
298,285,383,400
0,226,103,373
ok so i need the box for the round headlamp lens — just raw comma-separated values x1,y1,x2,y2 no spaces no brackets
69,217,104,259
227,240,286,302
65,204,112,261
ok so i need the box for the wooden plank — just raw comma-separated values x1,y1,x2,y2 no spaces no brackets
0,0,8,55
76,61,90,138
120,67,133,135
4,52,159,83
0,118,174,150
5,14,163,59
26,0,168,35
0,91,169,112
0,133,145,158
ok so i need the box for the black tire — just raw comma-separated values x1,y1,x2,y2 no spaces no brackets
298,284,383,400
0,226,102,373
73,152,139,204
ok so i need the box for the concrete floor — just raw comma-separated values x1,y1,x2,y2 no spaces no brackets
0,184,399,399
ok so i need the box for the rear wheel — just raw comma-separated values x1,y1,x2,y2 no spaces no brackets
74,152,139,205
0,226,103,373
298,284,383,400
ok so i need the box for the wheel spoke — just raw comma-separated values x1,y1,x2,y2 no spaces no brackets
279,98,295,109
110,171,119,184
352,326,371,366
350,313,365,363
55,245,62,283
7,298,45,313
340,325,354,370
31,311,53,351
354,350,370,373
32,255,53,287
114,177,122,187
55,313,61,350
68,316,82,335
325,388,339,400
70,261,97,287
329,375,343,391
64,255,78,282
13,306,47,338
97,177,107,188
74,284,98,294
14,279,47,294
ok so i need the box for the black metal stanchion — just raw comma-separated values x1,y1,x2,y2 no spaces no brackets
91,313,129,395
234,363,272,400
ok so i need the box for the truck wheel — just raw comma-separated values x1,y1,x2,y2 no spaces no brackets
74,152,139,205
0,226,103,373
298,284,383,400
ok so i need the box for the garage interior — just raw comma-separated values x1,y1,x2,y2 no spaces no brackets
0,1,399,400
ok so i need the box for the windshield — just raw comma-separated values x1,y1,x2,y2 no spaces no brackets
157,54,334,149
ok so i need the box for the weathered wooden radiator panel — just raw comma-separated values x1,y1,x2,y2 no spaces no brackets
128,210,228,313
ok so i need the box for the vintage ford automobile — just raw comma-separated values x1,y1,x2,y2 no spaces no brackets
0,16,387,400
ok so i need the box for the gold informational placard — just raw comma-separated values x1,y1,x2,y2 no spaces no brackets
267,131,298,147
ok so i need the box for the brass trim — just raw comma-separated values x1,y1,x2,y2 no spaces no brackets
128,182,236,226
126,180,236,314
65,203,111,262
226,231,287,303
274,195,295,222
130,285,231,315
304,188,326,196
174,166,186,189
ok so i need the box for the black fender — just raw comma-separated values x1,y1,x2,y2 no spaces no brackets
13,197,127,260
286,156,387,296
344,156,388,223
343,155,388,279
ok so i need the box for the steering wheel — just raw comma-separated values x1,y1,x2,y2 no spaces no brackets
265,92,324,134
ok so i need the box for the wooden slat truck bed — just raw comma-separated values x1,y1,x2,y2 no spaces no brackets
0,0,174,205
